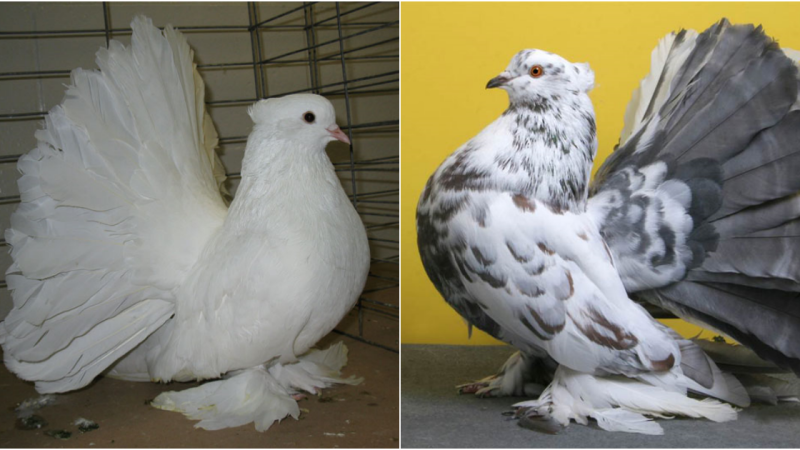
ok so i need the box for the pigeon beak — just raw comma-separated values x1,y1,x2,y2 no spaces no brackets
327,125,351,145
486,72,512,89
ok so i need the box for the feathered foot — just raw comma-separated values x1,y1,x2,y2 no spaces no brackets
513,366,738,435
151,342,361,431
457,351,552,397
514,400,565,434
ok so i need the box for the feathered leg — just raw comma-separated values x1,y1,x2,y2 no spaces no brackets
151,342,361,431
458,351,554,398
514,366,738,435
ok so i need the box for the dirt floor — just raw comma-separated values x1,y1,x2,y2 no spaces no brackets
0,288,399,448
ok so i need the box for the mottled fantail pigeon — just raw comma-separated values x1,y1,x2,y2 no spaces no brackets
0,16,370,431
417,19,800,435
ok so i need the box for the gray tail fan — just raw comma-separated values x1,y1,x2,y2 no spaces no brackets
589,19,800,374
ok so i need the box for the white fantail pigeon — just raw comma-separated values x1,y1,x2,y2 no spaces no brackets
417,19,800,435
0,16,370,431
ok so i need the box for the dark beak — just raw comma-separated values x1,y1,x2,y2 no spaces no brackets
486,74,510,89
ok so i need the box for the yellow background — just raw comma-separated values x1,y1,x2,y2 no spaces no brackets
401,2,800,344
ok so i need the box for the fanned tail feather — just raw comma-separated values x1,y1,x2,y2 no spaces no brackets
590,19,800,374
619,29,700,146
694,338,787,373
1,16,226,393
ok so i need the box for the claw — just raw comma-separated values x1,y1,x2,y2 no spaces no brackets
457,378,506,397
514,400,564,434
475,386,501,398
457,377,544,398
457,352,554,398
457,381,491,395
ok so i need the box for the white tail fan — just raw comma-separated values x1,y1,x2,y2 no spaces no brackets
0,15,227,393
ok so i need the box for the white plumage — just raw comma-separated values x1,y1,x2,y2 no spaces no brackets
514,366,738,435
0,16,370,431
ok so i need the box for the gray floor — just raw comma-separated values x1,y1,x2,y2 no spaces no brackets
402,345,800,448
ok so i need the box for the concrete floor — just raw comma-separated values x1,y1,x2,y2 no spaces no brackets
0,289,399,448
402,345,800,448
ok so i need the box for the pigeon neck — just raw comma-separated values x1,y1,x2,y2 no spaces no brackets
493,96,596,211
432,98,596,212
238,128,326,177
226,131,339,225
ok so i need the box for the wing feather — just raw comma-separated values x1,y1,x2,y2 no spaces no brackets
443,191,677,375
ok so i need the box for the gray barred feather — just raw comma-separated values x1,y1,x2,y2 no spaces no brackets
591,19,800,374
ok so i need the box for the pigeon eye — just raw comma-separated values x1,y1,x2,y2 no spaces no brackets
303,112,315,123
530,65,544,78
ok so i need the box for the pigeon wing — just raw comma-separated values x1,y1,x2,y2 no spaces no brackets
422,186,677,375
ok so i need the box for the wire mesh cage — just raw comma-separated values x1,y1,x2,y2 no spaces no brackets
0,2,399,351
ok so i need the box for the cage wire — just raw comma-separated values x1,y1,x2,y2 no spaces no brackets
0,2,399,352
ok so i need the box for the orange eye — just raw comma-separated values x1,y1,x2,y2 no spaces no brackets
530,65,544,78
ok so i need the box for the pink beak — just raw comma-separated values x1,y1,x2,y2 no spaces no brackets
327,126,351,145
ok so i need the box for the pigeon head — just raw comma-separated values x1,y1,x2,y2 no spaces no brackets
487,49,594,103
248,93,350,147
